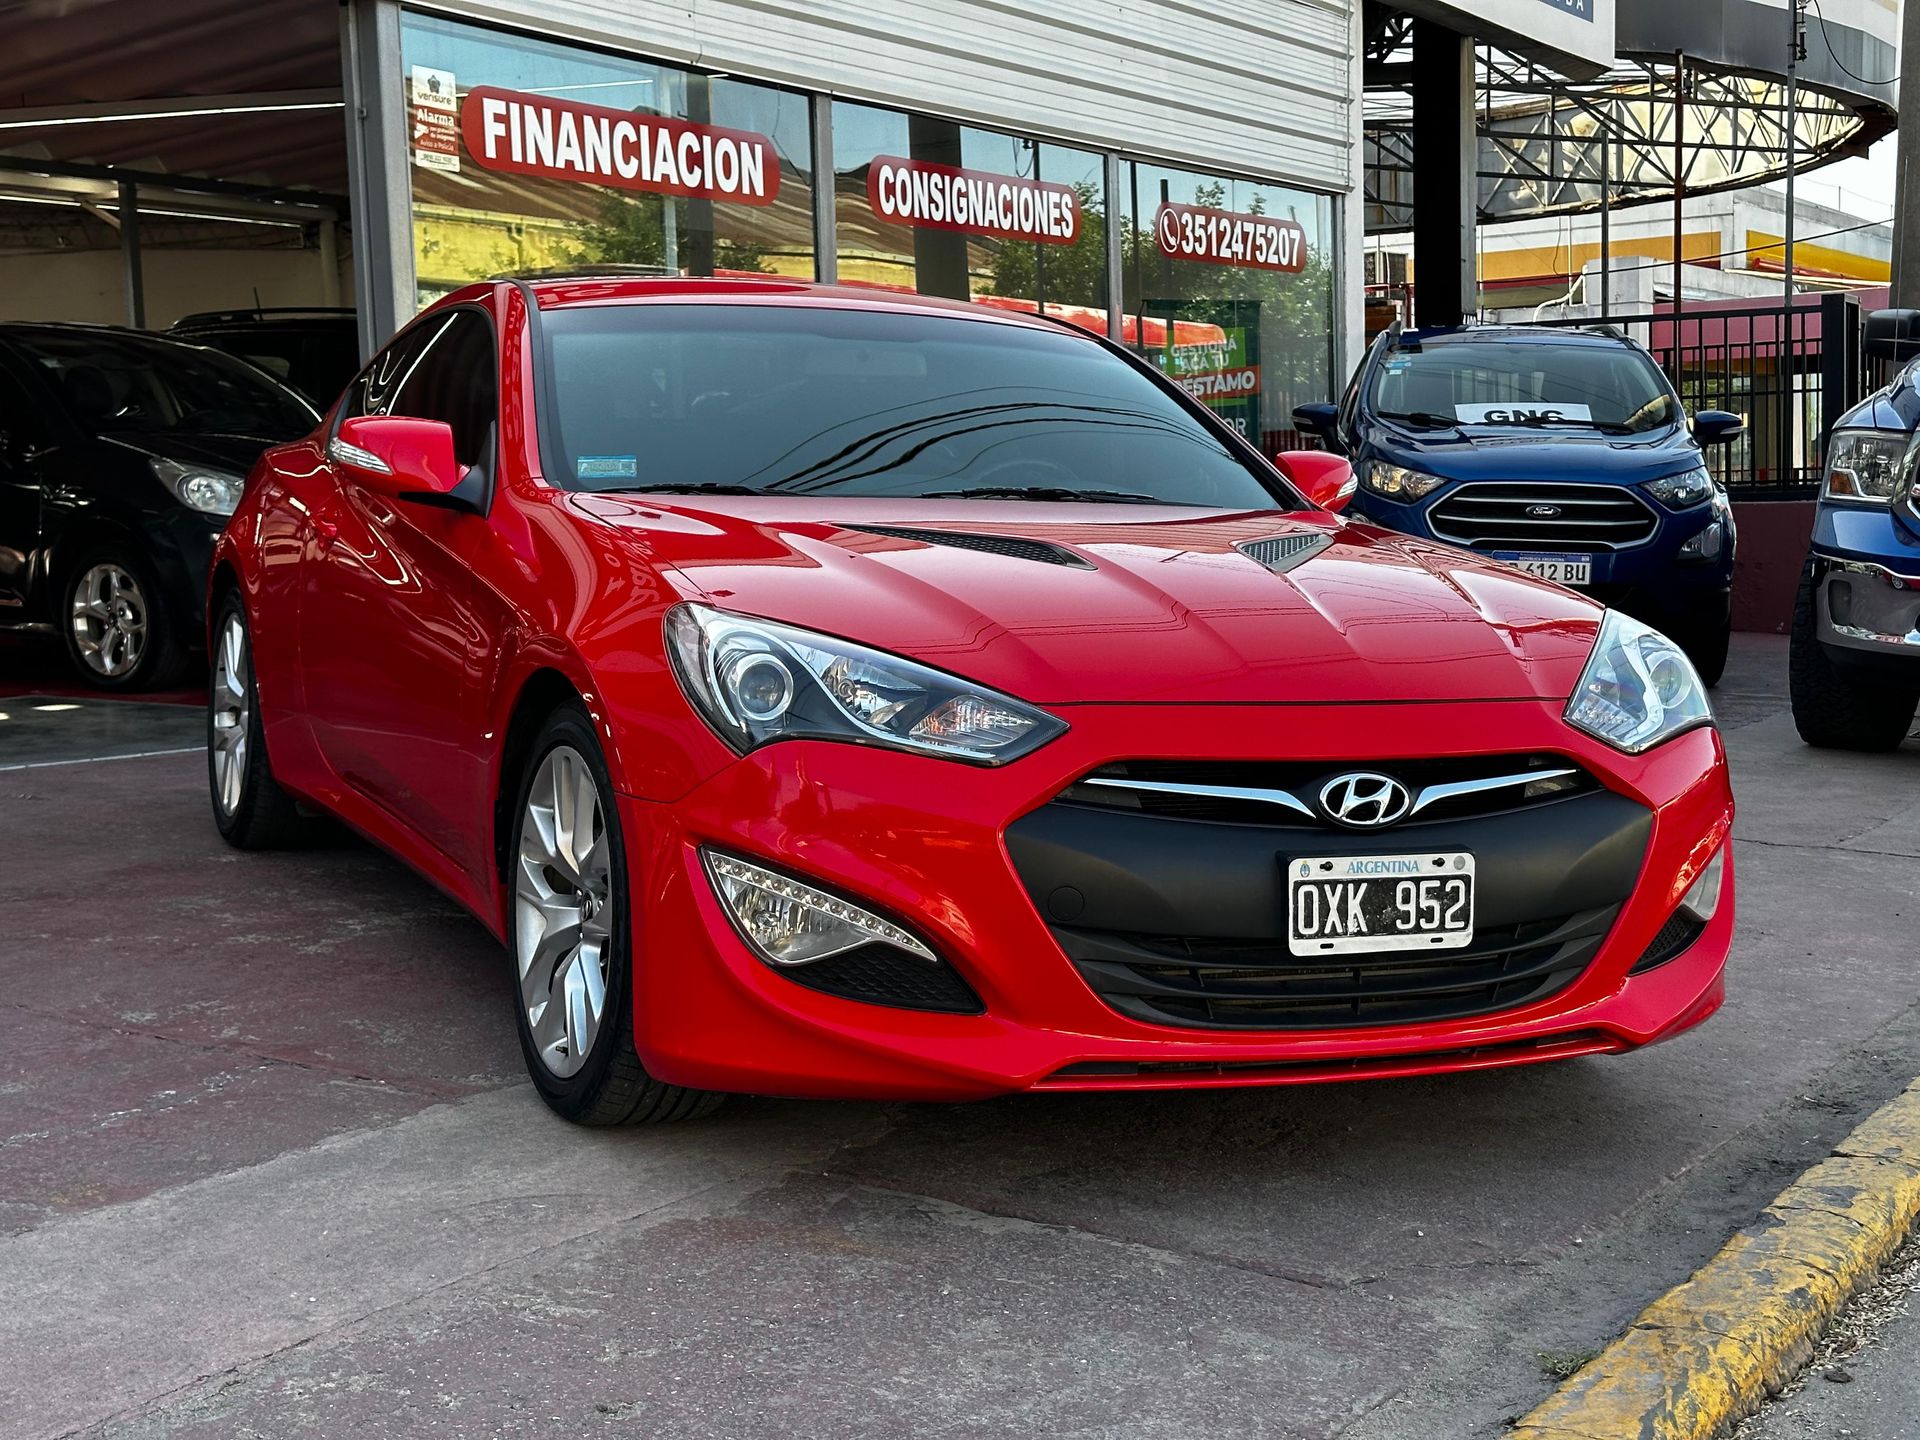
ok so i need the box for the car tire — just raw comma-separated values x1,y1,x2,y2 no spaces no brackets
208,591,307,848
1789,573,1918,752
1682,617,1731,689
60,544,188,691
508,704,724,1126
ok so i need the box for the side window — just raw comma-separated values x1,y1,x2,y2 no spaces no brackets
336,318,442,428
388,311,498,469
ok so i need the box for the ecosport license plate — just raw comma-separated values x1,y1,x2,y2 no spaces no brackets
1286,852,1476,957
1493,551,1592,586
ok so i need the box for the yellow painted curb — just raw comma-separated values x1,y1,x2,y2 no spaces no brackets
1512,1078,1920,1440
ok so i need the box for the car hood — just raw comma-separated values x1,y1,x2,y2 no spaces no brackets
103,431,282,474
1369,426,1700,484
573,496,1605,705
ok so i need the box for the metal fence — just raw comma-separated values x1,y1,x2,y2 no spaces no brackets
1524,292,1865,502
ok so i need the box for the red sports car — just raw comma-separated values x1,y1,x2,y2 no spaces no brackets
208,277,1734,1125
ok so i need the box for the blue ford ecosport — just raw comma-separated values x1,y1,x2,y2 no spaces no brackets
1295,324,1744,684
1788,310,1920,751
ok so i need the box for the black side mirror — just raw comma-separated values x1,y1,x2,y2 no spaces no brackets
1865,310,1920,363
1692,411,1746,446
1292,402,1340,440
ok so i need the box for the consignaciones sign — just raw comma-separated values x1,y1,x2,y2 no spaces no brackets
866,156,1081,245
1536,0,1593,17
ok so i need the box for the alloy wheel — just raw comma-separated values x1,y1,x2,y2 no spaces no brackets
210,611,250,816
70,562,147,678
514,745,615,1079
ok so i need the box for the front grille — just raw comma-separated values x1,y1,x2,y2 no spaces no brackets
1429,482,1657,551
1061,906,1617,1031
1058,754,1598,830
840,524,1093,569
1630,910,1707,974
778,943,984,1014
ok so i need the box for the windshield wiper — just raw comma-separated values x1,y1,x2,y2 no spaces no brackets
1375,410,1462,431
605,482,766,495
914,485,1170,504
1496,416,1638,436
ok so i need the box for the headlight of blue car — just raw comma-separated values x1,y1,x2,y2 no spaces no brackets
1823,430,1915,504
1642,466,1715,508
1358,460,1448,501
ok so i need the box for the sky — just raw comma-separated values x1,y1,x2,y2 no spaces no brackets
1784,133,1898,221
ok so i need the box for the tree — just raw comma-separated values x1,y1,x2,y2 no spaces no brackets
568,191,771,273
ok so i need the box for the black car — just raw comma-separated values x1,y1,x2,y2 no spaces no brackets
169,307,361,410
0,323,318,689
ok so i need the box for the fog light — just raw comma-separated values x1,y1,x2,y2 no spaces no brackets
1679,844,1726,924
1678,521,1724,561
702,850,936,967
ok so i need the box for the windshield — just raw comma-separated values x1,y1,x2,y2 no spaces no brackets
539,304,1292,508
19,330,318,439
1369,338,1681,434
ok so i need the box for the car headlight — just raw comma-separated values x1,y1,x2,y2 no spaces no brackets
1823,429,1914,504
1564,610,1714,754
1359,461,1448,501
664,602,1067,765
150,456,244,516
1644,466,1714,508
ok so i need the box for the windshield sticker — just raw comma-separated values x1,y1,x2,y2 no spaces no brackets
1454,403,1594,425
577,455,638,480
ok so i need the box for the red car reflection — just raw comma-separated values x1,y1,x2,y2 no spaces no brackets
208,277,1733,1125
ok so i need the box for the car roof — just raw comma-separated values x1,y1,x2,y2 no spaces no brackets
0,320,238,355
1395,323,1633,349
427,274,1070,333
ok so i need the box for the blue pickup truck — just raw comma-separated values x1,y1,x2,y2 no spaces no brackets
1294,323,1745,684
1789,310,1920,751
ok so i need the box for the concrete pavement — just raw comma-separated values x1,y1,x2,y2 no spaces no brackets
1744,1242,1920,1439
3,636,1919,1439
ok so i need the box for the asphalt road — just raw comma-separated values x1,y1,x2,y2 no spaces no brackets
3,635,1919,1440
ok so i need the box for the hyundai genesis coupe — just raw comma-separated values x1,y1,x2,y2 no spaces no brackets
208,277,1734,1125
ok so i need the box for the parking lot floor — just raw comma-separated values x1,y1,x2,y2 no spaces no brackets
4,633,1919,1439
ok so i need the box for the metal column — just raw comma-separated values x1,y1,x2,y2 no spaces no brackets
116,179,145,329
341,0,413,356
1409,20,1476,329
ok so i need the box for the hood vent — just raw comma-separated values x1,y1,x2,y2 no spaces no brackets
841,524,1095,570
1236,533,1333,574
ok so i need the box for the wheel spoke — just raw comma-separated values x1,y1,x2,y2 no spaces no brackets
513,744,617,1080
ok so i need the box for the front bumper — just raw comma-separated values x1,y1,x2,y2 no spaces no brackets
623,703,1734,1101
1807,500,1920,666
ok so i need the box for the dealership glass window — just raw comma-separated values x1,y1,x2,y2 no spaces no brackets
397,12,815,308
830,100,1108,326
1121,162,1336,456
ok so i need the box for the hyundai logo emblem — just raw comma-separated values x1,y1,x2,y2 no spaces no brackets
1526,504,1564,519
1318,772,1413,829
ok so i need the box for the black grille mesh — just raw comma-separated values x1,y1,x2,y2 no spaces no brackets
1062,906,1617,1031
841,525,1093,569
778,943,984,1014
1429,482,1657,551
1629,910,1707,974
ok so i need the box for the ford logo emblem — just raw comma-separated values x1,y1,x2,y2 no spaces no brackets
1318,772,1413,829
1527,504,1564,519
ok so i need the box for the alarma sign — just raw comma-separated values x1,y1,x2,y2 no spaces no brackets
460,86,779,204
1154,203,1307,273
867,157,1080,245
